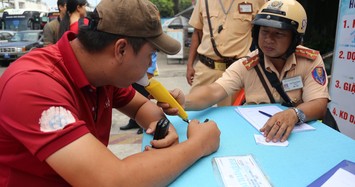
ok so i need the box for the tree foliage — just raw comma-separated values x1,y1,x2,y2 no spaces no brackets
179,0,192,12
150,0,192,17
150,0,174,17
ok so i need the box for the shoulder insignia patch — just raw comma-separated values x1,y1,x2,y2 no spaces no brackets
242,55,259,70
312,66,327,86
295,47,320,61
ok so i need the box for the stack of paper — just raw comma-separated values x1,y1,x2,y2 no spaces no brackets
235,105,315,133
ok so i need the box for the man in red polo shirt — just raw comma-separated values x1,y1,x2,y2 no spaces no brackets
0,0,220,186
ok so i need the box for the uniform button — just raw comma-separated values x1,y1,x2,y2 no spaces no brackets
92,107,95,111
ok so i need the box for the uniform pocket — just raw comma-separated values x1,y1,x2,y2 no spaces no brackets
231,13,253,34
202,11,220,30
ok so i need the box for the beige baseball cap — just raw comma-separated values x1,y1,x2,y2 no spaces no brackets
95,0,181,55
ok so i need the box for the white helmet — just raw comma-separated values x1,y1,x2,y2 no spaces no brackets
251,0,307,58
253,0,307,35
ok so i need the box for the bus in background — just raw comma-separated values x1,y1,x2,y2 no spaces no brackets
0,9,48,31
45,4,94,24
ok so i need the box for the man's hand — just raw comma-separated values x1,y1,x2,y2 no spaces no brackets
145,122,179,149
157,89,185,116
186,66,195,86
260,109,298,142
187,119,220,156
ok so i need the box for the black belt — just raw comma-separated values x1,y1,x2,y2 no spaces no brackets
198,54,238,70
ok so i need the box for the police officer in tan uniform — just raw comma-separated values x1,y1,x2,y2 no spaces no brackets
186,0,266,106
164,0,329,143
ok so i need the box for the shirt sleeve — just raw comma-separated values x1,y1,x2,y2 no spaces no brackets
301,54,330,102
215,58,245,95
188,0,203,29
43,22,54,46
112,86,136,108
0,71,90,161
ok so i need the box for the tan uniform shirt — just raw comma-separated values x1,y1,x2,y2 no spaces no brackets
216,46,330,105
43,18,60,46
189,0,266,59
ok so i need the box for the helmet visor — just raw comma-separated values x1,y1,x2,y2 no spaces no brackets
252,14,299,33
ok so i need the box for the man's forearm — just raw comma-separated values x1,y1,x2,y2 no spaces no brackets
296,98,328,122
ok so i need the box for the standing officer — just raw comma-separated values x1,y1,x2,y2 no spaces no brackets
186,0,266,106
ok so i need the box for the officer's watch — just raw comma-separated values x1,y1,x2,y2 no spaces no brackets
292,107,306,125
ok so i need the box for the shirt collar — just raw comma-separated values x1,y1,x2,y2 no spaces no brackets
264,53,297,73
57,31,92,89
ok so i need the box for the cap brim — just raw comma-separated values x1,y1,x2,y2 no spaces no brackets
146,33,181,55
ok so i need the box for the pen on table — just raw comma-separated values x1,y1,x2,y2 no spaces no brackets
258,110,272,118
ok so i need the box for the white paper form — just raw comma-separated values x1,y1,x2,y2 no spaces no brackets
321,168,355,187
212,155,272,187
235,105,315,133
254,134,289,147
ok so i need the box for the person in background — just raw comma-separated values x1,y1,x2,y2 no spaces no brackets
120,51,159,134
186,0,266,106
58,0,88,37
43,0,67,46
0,0,220,186
162,0,329,143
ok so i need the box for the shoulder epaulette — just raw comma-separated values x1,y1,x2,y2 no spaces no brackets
295,47,319,61
242,54,259,70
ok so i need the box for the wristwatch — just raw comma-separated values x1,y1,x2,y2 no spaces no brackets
293,107,306,125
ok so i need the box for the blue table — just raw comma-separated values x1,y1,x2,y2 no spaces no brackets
142,105,355,186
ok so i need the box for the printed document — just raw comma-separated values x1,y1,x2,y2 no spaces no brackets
212,155,272,187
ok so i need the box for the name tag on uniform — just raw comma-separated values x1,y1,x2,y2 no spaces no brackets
238,3,253,14
282,76,303,92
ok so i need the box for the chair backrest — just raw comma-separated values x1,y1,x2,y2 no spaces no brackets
233,89,245,106
322,108,340,131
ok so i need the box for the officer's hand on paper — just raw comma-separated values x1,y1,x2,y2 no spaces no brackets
260,109,298,143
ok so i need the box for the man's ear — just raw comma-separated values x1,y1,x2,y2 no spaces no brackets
114,39,127,58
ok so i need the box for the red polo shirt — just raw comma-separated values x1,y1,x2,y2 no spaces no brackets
0,32,135,186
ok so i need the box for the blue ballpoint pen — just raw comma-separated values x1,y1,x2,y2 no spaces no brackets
258,110,272,118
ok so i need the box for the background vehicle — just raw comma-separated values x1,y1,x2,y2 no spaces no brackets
47,11,60,22
0,9,47,31
0,30,43,66
0,30,17,42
